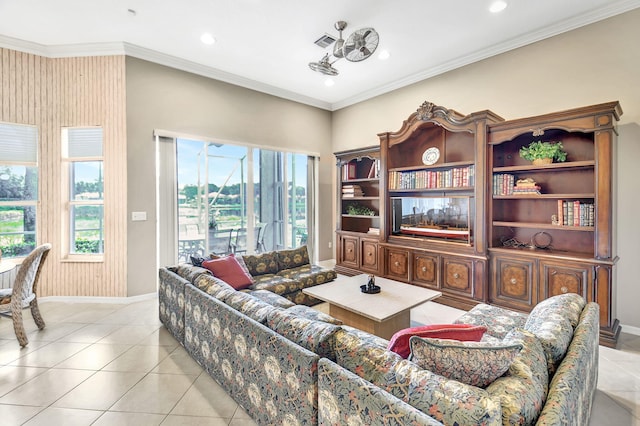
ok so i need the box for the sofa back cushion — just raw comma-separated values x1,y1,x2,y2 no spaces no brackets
524,293,586,373
276,245,310,270
241,251,280,276
224,291,282,324
266,309,340,360
486,328,549,425
173,264,212,284
194,274,236,302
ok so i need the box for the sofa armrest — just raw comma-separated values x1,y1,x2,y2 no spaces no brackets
158,267,187,343
318,358,444,426
535,302,599,425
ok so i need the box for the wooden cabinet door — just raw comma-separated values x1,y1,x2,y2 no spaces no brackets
360,239,379,273
386,248,409,281
413,252,439,288
442,256,473,297
491,255,537,311
539,260,591,300
339,235,359,268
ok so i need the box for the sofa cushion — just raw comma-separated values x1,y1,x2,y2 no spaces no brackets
340,325,390,349
266,309,340,360
409,337,522,388
248,289,296,308
194,274,236,302
388,324,487,359
486,328,549,426
276,264,337,287
241,251,280,276
173,264,213,284
249,274,304,295
333,329,502,425
286,305,343,325
202,254,255,290
276,245,310,270
224,291,282,324
454,303,528,339
524,293,585,373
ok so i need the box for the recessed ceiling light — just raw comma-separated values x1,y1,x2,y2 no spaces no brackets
324,79,335,87
200,33,216,45
489,1,507,13
378,50,390,60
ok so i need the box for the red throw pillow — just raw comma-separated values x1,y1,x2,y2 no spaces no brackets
387,324,487,358
201,254,254,290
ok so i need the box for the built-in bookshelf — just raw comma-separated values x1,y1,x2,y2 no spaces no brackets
335,146,382,276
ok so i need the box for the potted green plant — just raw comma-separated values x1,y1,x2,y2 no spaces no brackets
519,141,567,165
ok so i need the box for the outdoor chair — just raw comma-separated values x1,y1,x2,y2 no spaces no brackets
0,243,52,347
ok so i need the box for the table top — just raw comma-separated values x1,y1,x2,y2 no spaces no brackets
0,259,16,274
303,274,442,322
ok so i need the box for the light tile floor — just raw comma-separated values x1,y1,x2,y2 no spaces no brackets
0,297,639,425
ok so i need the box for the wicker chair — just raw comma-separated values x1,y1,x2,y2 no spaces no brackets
0,243,52,347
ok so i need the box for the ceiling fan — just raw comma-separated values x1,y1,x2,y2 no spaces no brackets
308,21,379,76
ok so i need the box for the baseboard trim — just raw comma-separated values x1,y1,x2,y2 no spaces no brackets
39,292,157,304
620,323,640,337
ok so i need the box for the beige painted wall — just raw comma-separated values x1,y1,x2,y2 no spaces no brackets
125,57,333,296
332,9,640,330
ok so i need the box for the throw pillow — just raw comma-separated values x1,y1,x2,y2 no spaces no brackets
190,255,206,267
387,323,487,358
409,337,522,388
201,254,254,290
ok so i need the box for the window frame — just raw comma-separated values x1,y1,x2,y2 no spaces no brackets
61,127,105,261
0,121,39,259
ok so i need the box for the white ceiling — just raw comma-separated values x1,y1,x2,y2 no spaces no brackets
1,0,639,110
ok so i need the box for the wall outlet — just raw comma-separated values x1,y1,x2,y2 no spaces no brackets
328,241,332,249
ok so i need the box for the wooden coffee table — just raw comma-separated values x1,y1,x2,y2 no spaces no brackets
303,274,442,339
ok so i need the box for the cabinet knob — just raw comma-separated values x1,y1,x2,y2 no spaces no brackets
422,266,427,272
395,261,400,266
347,249,352,253
453,273,460,279
561,286,569,294
368,252,373,256
510,278,517,285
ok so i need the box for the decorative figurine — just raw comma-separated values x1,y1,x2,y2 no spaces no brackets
367,274,375,290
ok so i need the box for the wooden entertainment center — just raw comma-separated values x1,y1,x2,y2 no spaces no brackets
335,101,622,347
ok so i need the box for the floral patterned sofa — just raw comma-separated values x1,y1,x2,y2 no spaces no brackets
317,294,600,426
160,260,599,426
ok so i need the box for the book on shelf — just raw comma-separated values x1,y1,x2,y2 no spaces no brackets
388,165,474,190
556,200,594,226
367,159,380,179
367,227,380,235
342,184,364,197
341,163,357,180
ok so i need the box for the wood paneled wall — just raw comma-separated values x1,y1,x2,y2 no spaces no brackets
0,48,127,297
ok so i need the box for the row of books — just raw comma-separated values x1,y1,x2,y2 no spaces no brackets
341,160,380,181
493,174,542,195
388,166,475,190
342,184,364,198
557,200,594,227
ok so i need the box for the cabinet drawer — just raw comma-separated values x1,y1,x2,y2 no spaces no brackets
360,239,379,273
340,236,359,267
442,257,473,296
539,260,590,300
412,252,439,288
386,248,409,280
491,256,536,311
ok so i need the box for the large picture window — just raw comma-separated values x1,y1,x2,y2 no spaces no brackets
0,122,38,258
62,127,104,255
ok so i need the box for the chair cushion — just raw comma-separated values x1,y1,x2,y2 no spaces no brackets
387,323,487,359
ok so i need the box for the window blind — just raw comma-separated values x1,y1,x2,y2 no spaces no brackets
0,122,38,163
67,128,103,158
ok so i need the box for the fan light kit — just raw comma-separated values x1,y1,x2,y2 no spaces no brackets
308,21,379,76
